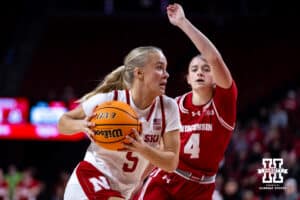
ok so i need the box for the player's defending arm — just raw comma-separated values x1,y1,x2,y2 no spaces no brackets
167,3,232,88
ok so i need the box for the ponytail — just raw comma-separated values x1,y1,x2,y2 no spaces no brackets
78,46,163,103
78,65,128,102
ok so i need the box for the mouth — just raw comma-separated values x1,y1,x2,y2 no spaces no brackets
195,79,205,83
160,82,167,86
159,82,167,90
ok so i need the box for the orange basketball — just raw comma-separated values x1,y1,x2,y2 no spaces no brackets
89,101,141,151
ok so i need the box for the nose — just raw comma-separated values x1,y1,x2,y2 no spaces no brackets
197,70,204,77
164,70,169,79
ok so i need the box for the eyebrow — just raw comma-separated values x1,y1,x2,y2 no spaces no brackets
155,61,167,66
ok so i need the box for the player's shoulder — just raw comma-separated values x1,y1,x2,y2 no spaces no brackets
175,94,184,103
175,92,192,114
89,91,115,101
160,95,178,109
175,92,192,106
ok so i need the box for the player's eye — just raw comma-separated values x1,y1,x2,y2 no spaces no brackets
156,65,164,70
202,65,210,72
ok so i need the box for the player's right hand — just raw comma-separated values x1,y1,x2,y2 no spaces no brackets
166,3,186,27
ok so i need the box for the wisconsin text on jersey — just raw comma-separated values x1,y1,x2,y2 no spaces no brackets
181,123,213,132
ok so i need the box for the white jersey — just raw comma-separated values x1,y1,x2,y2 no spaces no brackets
76,90,181,199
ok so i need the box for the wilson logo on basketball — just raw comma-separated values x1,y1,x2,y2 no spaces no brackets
94,129,123,138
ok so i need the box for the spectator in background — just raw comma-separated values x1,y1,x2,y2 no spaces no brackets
213,190,223,200
285,151,300,182
222,179,241,200
282,90,298,113
282,90,298,131
258,106,269,130
4,165,22,200
0,168,9,200
242,190,259,200
14,168,43,200
51,171,70,200
282,178,300,200
269,103,288,128
245,119,265,147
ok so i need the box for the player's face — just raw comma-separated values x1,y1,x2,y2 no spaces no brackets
187,56,214,90
142,51,169,96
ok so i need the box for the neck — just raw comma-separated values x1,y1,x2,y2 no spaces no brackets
130,86,155,109
192,87,214,106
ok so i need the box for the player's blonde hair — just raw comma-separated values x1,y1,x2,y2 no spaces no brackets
79,46,163,102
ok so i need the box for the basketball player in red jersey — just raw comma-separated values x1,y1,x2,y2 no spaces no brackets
134,3,237,200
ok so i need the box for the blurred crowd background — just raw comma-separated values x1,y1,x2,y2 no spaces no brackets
0,0,300,199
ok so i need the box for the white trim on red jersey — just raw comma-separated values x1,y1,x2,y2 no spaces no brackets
212,101,235,131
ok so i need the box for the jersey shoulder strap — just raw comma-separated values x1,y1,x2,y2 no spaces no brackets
113,90,130,105
159,96,166,136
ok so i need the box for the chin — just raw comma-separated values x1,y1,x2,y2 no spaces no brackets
194,85,210,91
160,89,166,95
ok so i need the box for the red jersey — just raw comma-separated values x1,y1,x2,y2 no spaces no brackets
176,81,237,177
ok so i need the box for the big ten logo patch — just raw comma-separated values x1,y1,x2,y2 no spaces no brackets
257,158,288,183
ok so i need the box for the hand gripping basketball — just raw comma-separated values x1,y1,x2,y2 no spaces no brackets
120,128,146,152
89,101,141,151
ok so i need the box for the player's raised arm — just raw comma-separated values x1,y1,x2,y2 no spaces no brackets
167,3,232,88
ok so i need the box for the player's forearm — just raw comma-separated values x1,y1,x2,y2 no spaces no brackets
58,115,84,134
140,145,179,172
178,18,233,87
177,18,222,63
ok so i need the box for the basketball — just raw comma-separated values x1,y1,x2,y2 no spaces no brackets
89,101,141,151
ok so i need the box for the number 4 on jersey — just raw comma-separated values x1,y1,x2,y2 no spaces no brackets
184,133,200,159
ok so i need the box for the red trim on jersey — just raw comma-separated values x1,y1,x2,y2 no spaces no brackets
212,81,237,129
176,96,181,104
125,90,130,105
146,103,155,122
113,90,130,105
159,96,166,136
113,90,166,135
113,90,118,101
76,161,124,199
212,101,234,131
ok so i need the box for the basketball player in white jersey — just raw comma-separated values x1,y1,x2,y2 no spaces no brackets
58,46,181,200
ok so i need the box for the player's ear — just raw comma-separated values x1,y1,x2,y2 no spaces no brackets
134,68,144,80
